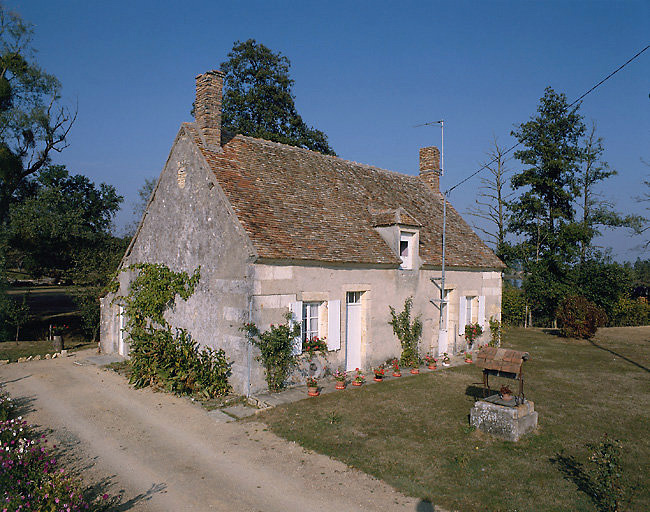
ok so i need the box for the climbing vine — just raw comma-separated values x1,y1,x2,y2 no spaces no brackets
115,263,232,398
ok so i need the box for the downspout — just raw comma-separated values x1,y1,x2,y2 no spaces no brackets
247,296,252,398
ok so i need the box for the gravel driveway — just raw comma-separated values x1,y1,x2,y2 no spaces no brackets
0,351,431,511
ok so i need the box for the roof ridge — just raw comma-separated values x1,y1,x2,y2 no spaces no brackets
185,121,424,183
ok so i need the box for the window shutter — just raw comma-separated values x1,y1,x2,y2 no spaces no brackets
327,300,341,350
458,295,467,336
478,296,486,328
289,301,303,355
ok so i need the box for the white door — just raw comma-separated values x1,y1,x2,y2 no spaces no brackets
345,292,362,371
438,290,450,355
118,306,126,356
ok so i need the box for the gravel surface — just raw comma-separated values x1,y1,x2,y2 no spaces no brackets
0,351,434,512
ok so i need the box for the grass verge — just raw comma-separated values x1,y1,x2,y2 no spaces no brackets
0,340,96,362
257,327,650,511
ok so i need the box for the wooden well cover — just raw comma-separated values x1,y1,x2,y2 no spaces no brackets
475,346,529,374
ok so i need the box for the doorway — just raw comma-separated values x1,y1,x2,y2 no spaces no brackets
345,291,363,371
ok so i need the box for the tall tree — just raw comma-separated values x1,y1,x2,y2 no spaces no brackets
509,87,586,322
510,87,585,265
0,5,75,221
577,123,643,262
467,137,513,262
218,39,335,155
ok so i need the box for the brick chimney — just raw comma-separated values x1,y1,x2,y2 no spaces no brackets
419,146,440,192
195,70,223,149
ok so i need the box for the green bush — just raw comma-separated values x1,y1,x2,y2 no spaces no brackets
242,314,300,392
389,297,422,367
502,284,526,326
129,326,232,398
609,297,650,327
556,295,607,339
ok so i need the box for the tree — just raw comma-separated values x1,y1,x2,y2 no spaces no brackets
577,123,643,262
509,87,586,322
510,87,585,266
0,5,75,222
467,137,513,262
217,39,335,155
6,287,29,341
7,165,122,279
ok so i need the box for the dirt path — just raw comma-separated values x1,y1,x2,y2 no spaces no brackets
0,352,430,512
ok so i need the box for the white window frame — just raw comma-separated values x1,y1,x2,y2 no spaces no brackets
302,302,321,343
399,231,416,269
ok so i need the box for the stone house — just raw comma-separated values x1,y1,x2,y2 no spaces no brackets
100,70,505,395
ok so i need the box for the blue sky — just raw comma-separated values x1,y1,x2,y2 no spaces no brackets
10,0,650,260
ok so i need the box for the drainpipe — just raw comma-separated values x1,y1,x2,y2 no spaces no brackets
247,296,252,398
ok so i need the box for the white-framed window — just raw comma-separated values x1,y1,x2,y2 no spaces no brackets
466,296,474,325
302,302,321,342
399,231,416,269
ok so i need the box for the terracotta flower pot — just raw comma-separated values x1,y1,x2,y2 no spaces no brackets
392,372,401,377
307,386,319,396
335,382,345,390
427,365,436,370
410,368,419,375
373,376,383,382
465,359,473,364
501,394,512,401
352,381,362,386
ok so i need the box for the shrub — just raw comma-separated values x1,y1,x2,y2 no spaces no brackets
556,295,607,339
388,297,422,367
242,314,300,392
502,284,526,326
0,392,14,421
609,296,650,327
129,326,232,398
488,316,503,347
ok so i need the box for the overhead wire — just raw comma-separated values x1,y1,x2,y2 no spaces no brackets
425,44,650,195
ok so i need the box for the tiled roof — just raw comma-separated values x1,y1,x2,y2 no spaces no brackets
184,123,504,269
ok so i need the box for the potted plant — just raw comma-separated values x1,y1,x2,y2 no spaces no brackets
424,354,437,370
499,384,513,401
333,369,346,390
410,358,420,375
464,322,483,349
464,351,473,364
391,358,401,377
442,352,450,366
307,376,319,396
303,336,328,361
352,368,364,386
373,366,385,382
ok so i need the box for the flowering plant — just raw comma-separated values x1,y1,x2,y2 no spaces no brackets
354,368,365,384
392,358,400,372
373,366,385,377
464,322,483,347
424,354,437,366
464,351,473,361
499,384,513,397
333,369,346,382
306,376,318,388
442,352,450,363
51,324,69,336
303,336,328,360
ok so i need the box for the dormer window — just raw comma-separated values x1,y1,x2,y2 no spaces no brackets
400,231,416,269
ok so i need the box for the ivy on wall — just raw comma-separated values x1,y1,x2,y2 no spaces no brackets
115,263,232,398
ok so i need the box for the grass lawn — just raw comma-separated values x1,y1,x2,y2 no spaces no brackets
257,327,650,511
0,339,96,361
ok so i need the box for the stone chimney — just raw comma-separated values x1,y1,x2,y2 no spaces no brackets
195,70,223,149
419,146,440,192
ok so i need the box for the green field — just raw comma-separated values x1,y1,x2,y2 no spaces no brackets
257,327,650,511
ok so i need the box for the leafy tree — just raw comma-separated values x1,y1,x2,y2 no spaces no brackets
7,165,122,279
510,87,586,266
0,5,75,222
217,39,335,155
6,287,28,341
467,137,513,262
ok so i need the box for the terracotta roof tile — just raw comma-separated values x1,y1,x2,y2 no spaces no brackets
183,123,504,268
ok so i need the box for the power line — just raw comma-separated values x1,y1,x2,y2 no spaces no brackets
436,44,650,195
